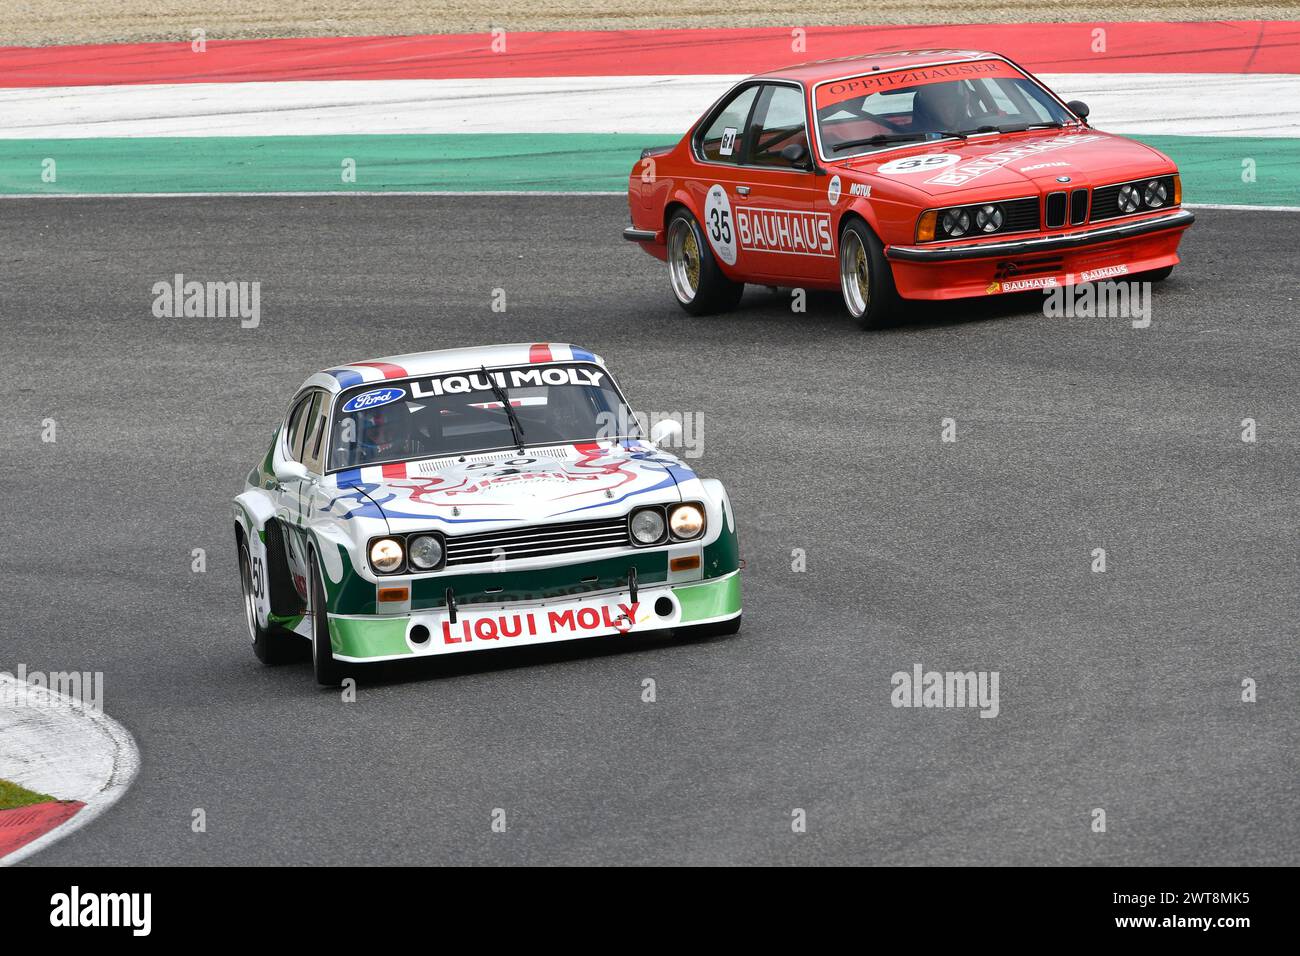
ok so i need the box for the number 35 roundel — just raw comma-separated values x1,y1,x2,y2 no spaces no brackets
704,184,737,266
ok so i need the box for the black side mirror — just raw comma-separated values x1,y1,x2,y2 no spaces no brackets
1066,100,1090,120
781,143,810,168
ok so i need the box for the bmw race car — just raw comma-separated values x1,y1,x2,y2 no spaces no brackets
234,343,741,684
624,49,1194,327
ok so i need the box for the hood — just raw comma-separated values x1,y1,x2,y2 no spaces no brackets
328,442,694,530
844,128,1171,199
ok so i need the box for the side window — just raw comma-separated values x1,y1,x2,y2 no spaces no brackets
748,85,810,168
698,86,759,163
285,393,315,462
301,392,330,474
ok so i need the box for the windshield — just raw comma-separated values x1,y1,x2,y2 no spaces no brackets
328,363,636,471
815,60,1075,158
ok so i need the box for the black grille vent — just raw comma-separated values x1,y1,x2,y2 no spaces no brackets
999,198,1041,234
1070,188,1089,225
444,517,630,567
1045,191,1068,228
1091,175,1177,222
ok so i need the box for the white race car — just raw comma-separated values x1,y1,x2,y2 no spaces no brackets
234,343,742,684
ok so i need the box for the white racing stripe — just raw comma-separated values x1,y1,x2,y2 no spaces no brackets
0,73,1296,139
0,672,140,865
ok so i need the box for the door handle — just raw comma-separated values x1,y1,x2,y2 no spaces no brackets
736,186,751,196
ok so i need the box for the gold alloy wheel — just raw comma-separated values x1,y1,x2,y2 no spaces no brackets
839,229,871,318
668,217,701,304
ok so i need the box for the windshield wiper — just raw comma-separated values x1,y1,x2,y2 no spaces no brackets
480,365,526,454
966,121,1065,135
831,132,926,152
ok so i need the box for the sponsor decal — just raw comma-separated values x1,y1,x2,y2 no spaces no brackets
1078,264,1130,282
877,153,959,176
1019,161,1070,172
704,184,738,266
441,601,642,644
849,182,872,198
341,386,406,413
409,366,604,399
719,127,737,157
926,134,1104,187
735,207,833,256
987,276,1059,294
816,59,1021,109
827,174,841,205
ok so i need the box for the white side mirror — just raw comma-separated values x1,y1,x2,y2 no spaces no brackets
273,459,308,483
649,418,682,448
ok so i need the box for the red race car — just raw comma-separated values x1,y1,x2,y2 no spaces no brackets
624,49,1194,327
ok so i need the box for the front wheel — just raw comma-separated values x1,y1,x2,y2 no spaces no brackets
839,219,900,329
666,209,744,316
309,554,344,686
239,535,298,665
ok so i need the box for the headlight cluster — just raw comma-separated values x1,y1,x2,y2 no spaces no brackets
923,203,1007,241
1119,179,1169,214
367,533,446,575
629,503,706,546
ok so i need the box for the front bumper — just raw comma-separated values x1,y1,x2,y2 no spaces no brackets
885,209,1194,300
623,226,660,242
327,571,741,663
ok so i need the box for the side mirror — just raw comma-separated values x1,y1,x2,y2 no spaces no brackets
273,459,309,483
649,418,683,448
1066,100,1090,120
781,143,810,168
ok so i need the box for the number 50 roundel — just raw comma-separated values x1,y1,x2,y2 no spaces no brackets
704,184,737,266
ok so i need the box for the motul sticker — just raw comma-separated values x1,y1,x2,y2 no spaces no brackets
735,207,834,257
926,135,1104,187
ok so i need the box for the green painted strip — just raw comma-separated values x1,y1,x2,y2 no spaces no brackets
674,573,742,624
328,614,409,659
5,133,1291,204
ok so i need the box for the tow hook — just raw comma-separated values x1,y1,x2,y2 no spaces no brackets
445,586,458,624
628,566,638,604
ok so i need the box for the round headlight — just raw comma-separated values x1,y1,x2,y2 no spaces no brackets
1143,179,1166,208
939,208,970,238
369,537,404,573
1118,184,1140,213
669,504,705,540
974,204,1003,233
630,509,666,545
408,534,443,570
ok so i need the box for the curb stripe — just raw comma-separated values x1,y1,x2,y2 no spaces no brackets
0,800,85,859
1,22,1298,87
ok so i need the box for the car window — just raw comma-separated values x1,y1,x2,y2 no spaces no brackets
698,86,759,163
285,393,316,462
301,391,330,474
747,85,810,168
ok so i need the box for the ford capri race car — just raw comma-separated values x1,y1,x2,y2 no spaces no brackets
624,49,1194,327
234,344,741,685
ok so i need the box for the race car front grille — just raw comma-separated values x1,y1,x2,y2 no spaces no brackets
1091,175,1177,222
1045,191,1068,228
443,517,630,566
999,198,1041,233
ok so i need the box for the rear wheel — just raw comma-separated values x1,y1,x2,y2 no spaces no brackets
239,534,297,665
839,219,900,329
666,209,744,315
309,553,344,686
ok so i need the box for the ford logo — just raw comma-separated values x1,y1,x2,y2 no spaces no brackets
341,386,406,413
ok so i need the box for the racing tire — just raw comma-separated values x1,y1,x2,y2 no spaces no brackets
839,218,900,330
675,613,742,641
1138,265,1174,282
309,552,345,687
239,534,298,665
666,208,744,316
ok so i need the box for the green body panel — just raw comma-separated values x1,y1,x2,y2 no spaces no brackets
328,571,741,659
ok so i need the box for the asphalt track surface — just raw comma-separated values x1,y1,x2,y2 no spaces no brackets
4,196,1297,866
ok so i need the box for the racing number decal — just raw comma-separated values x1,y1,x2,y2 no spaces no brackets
877,154,960,175
719,127,738,157
704,184,738,266
250,553,266,600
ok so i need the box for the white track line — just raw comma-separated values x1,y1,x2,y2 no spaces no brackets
1,73,1296,138
0,673,140,866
